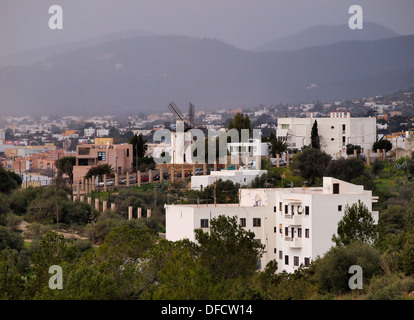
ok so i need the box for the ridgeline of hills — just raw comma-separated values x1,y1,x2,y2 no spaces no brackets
1,24,414,116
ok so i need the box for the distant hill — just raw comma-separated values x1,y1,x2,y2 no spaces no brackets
255,22,399,52
1,34,414,116
0,29,155,68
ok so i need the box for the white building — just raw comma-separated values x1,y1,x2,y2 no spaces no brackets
276,112,377,158
190,168,267,190
166,177,379,273
84,127,95,137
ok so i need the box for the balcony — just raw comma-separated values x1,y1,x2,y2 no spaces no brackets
290,238,302,248
284,214,302,226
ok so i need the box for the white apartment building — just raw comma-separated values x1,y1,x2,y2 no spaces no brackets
276,112,377,158
190,168,267,190
166,177,379,273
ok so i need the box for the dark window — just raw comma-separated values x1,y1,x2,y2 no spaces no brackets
333,183,340,194
294,256,299,266
127,149,130,157
279,202,282,211
285,227,288,236
97,152,106,161
285,205,288,214
304,258,310,267
285,255,289,265
298,228,302,238
274,248,277,254
305,206,310,215
279,250,283,260
338,205,342,211
253,218,261,227
200,219,209,228
305,229,310,238
274,206,277,213
240,218,246,227
274,227,277,233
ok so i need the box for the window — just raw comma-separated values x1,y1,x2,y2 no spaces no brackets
285,255,289,265
253,218,261,227
279,202,282,211
279,250,283,260
285,205,288,214
274,248,277,254
305,229,310,238
240,218,246,227
305,206,310,215
97,151,106,161
274,206,277,213
200,219,209,228
342,124,346,134
294,256,299,266
342,136,346,146
127,149,130,157
338,205,342,212
304,257,310,267
279,224,283,234
333,183,340,194
291,205,295,215
285,227,288,236
298,228,302,238
274,227,277,233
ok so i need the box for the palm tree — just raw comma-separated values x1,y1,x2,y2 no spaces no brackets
265,132,288,157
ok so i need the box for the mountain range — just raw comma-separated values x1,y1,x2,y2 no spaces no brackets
1,24,413,116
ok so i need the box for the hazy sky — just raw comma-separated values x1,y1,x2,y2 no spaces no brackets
1,0,414,56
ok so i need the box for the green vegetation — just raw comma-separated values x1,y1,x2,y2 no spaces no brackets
1,151,414,300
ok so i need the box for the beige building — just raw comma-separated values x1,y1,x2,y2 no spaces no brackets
72,138,133,183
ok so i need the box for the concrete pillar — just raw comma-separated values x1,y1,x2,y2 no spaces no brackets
214,161,217,172
128,206,133,220
138,171,141,187
203,163,207,175
73,195,78,202
276,154,280,168
192,165,196,177
82,177,86,192
126,172,130,187
256,155,260,170
149,169,152,183
111,203,116,211
77,181,81,198
376,149,380,159
147,208,151,218
245,156,249,170
382,149,386,160
91,175,95,191
87,197,92,205
137,207,142,218
103,174,107,192
287,153,290,168
170,167,175,183
181,166,185,180
95,198,100,211
354,149,357,158
367,150,371,165
115,173,118,187
102,200,108,212
160,168,163,182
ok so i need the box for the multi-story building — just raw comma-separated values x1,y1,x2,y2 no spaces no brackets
276,112,377,158
165,177,378,273
72,138,133,183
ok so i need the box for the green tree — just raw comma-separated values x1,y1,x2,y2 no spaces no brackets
346,144,362,156
311,120,320,149
55,156,76,183
228,113,252,137
85,163,113,179
0,226,24,251
265,131,288,158
324,158,365,182
293,148,331,185
373,138,392,153
194,215,265,282
0,164,22,194
128,133,148,171
315,242,381,295
332,200,377,247
0,248,26,299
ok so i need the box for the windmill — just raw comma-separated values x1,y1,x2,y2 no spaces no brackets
167,101,197,164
